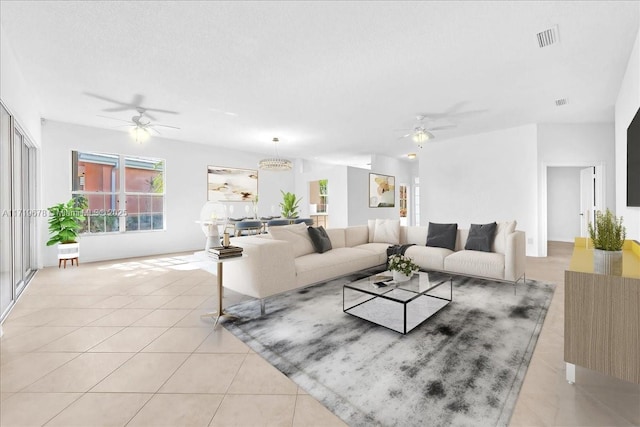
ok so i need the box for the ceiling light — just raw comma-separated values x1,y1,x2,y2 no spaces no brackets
258,137,293,171
412,128,434,147
130,125,150,143
407,153,417,160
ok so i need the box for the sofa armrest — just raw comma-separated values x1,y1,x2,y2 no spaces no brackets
505,230,526,282
222,237,296,299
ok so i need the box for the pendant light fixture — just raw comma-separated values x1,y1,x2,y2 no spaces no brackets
258,137,292,171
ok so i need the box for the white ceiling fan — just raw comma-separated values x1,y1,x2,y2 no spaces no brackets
397,115,456,148
97,107,180,142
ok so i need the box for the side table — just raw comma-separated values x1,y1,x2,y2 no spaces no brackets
193,251,247,328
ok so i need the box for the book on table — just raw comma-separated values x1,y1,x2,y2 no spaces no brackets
208,246,243,260
208,246,243,255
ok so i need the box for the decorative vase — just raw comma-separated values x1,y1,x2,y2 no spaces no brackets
392,270,412,283
593,249,623,276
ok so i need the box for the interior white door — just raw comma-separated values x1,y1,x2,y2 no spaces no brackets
579,167,596,237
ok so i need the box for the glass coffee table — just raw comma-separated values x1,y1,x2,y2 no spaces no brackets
343,271,452,334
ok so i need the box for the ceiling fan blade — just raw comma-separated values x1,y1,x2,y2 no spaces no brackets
97,114,131,123
142,111,157,121
144,107,179,115
428,125,457,131
85,92,132,107
130,94,144,107
152,124,181,130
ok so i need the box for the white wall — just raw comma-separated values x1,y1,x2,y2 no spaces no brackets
41,121,294,266
615,18,640,241
419,124,539,255
547,167,582,242
0,25,42,146
537,123,616,254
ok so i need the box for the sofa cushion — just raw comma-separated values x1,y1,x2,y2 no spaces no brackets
268,222,315,257
372,219,400,244
402,226,429,246
346,225,369,247
465,222,497,252
492,220,517,254
444,250,505,280
325,228,345,248
404,245,452,270
353,242,390,265
294,247,381,286
308,226,332,254
426,222,458,251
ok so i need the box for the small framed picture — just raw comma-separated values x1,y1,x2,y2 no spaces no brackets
369,173,395,208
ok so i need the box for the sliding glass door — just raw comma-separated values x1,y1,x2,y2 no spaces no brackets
0,102,37,321
0,104,12,319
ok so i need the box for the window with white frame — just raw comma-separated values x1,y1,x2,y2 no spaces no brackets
71,151,165,234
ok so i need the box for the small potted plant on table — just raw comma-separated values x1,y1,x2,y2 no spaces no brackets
388,254,419,283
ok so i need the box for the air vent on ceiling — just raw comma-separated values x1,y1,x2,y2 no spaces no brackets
555,98,568,107
537,25,559,48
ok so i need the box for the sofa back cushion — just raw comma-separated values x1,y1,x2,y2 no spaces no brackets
325,228,346,248
268,222,315,257
492,220,517,254
401,226,429,245
455,229,470,251
346,225,369,247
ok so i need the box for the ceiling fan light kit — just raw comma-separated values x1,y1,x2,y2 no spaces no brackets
258,137,293,171
131,126,151,143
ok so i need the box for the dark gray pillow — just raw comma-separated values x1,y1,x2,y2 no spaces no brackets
465,222,497,252
307,226,332,253
426,222,458,251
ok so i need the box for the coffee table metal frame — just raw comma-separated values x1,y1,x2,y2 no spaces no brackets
343,271,453,334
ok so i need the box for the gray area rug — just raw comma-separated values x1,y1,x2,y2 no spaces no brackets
222,268,555,427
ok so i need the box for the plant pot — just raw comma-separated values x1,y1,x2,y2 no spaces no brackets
593,249,622,276
392,270,412,283
58,242,79,268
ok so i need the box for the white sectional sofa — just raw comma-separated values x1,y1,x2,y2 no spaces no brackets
222,221,526,313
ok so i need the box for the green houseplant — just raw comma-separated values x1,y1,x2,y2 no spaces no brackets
46,197,88,246
280,191,302,218
588,209,626,275
388,254,419,282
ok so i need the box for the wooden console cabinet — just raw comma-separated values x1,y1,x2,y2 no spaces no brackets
564,238,640,384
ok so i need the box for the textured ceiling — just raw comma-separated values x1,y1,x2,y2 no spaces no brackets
1,1,638,166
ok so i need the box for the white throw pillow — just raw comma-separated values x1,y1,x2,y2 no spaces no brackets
373,219,400,244
492,220,517,254
268,222,315,258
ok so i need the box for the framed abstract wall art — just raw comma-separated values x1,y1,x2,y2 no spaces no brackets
369,173,395,208
207,166,258,202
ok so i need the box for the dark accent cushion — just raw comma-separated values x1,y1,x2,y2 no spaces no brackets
464,222,498,252
426,222,458,251
307,226,333,253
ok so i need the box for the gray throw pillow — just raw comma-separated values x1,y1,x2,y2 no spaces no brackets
426,222,458,251
465,222,498,252
307,226,333,253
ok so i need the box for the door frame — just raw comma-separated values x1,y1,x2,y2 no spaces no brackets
540,161,605,257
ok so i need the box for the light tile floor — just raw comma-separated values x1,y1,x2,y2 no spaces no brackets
0,245,638,426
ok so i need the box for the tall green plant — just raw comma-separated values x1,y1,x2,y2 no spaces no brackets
46,197,88,246
280,191,301,218
588,209,626,251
